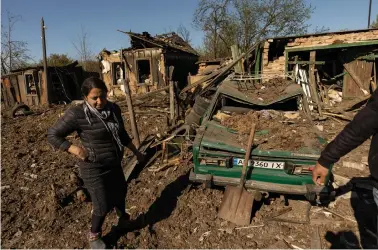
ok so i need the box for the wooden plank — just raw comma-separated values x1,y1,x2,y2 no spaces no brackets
1,80,10,107
231,45,242,73
4,78,15,106
284,51,288,74
344,62,370,95
309,51,322,116
10,76,21,103
169,66,175,123
254,46,261,76
343,60,372,97
17,74,27,104
123,135,155,182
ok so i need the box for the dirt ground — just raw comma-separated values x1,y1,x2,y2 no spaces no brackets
1,103,376,249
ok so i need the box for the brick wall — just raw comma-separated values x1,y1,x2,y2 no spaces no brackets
287,30,378,48
261,30,378,82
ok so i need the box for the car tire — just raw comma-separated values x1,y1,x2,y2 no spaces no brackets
11,103,31,117
195,96,211,109
193,103,207,115
193,96,211,116
185,109,202,126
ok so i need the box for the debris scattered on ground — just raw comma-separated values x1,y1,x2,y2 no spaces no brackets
241,78,294,103
221,110,321,151
1,91,374,249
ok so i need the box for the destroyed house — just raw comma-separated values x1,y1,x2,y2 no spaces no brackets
99,31,199,96
1,61,87,107
253,29,378,103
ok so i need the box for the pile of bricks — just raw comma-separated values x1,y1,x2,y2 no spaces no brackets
261,56,286,82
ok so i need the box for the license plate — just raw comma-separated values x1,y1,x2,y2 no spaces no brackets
233,158,285,169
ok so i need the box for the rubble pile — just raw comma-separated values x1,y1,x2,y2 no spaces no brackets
220,110,321,151
242,77,294,103
0,99,374,249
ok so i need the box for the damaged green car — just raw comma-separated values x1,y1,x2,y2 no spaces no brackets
189,79,334,203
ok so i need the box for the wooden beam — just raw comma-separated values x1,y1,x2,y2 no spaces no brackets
231,45,242,74
284,51,288,74
123,77,140,147
309,51,323,116
169,66,175,123
254,46,261,76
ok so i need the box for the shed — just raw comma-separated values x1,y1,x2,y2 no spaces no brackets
99,31,199,96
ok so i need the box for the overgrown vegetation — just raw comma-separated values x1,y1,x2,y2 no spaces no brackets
38,53,75,67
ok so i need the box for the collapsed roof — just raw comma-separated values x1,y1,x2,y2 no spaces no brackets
118,30,199,56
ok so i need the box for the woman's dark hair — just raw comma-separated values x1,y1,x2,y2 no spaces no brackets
81,77,108,96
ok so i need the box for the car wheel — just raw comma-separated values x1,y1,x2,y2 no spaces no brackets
11,103,31,117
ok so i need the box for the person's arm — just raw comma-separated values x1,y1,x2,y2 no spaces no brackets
47,108,88,160
313,90,378,185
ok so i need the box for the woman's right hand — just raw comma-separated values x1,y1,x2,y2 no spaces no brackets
68,145,89,161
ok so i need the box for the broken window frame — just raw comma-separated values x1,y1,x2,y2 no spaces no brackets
136,58,152,85
25,73,38,95
111,62,123,85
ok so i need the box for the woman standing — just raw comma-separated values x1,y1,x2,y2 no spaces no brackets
48,77,144,248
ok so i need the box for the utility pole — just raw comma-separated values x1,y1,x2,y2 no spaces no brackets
41,17,49,104
368,0,372,28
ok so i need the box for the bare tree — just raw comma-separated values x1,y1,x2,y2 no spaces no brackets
1,11,33,74
193,0,231,58
72,25,94,71
177,23,192,44
371,14,378,28
312,26,330,34
193,0,313,58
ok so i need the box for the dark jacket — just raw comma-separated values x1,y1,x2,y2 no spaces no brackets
318,90,378,181
47,102,131,165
